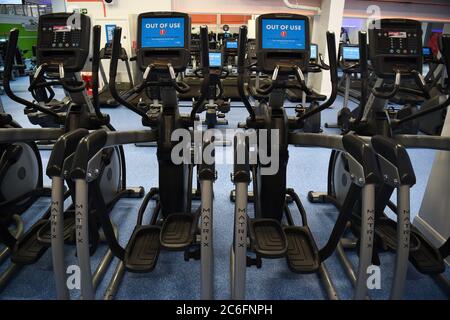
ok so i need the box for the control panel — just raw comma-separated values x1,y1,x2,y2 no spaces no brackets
256,13,310,74
137,11,190,72
369,19,422,78
37,13,91,72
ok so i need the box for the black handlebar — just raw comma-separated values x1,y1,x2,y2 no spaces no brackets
298,31,338,122
91,25,103,119
372,70,401,99
2,29,61,121
191,25,210,120
237,25,256,120
353,31,368,128
109,27,149,119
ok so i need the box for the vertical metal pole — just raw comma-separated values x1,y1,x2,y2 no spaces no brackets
231,182,248,300
390,185,410,300
354,183,375,300
75,179,94,300
51,176,69,300
200,180,214,300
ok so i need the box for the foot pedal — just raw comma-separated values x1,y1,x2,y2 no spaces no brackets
409,230,446,274
249,219,287,258
285,226,320,273
11,220,49,264
37,211,76,245
375,217,420,251
124,225,161,272
123,187,145,198
160,214,197,250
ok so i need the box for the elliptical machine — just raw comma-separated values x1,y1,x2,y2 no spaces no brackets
308,20,450,299
231,14,382,300
0,13,142,299
69,12,216,300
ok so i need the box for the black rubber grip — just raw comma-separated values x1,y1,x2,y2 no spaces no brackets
199,26,209,69
326,31,338,85
92,25,101,112
237,26,247,69
3,28,19,80
109,27,122,79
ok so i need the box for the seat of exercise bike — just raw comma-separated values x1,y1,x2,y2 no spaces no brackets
284,226,320,273
160,213,197,250
249,219,287,258
125,225,161,273
36,211,76,245
11,220,49,265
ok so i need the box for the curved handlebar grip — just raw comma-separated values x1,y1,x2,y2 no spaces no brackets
92,25,101,113
326,32,338,85
3,29,19,82
371,71,401,99
199,26,209,69
109,27,122,79
237,26,248,70
2,29,60,120
61,79,86,93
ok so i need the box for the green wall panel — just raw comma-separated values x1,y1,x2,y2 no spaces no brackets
0,23,37,58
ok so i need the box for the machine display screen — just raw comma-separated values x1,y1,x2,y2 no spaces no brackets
423,47,432,56
209,52,222,67
141,17,185,48
310,44,317,60
53,25,71,32
261,19,306,50
226,41,238,49
105,24,116,44
343,46,360,61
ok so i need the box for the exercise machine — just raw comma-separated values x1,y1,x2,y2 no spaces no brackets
231,14,380,300
309,20,450,298
69,12,216,300
0,13,143,299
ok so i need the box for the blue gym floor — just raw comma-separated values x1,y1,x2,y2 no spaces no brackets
0,76,448,300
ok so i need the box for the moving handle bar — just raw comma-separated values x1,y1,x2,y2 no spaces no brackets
2,29,61,121
237,26,256,121
110,27,190,121
353,32,369,129
190,25,210,121
297,31,338,122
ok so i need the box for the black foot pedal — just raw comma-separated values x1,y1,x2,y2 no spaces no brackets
160,214,196,250
11,220,49,264
125,225,161,272
249,219,287,258
285,226,320,273
409,230,446,274
37,211,76,245
123,187,145,198
375,217,420,251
